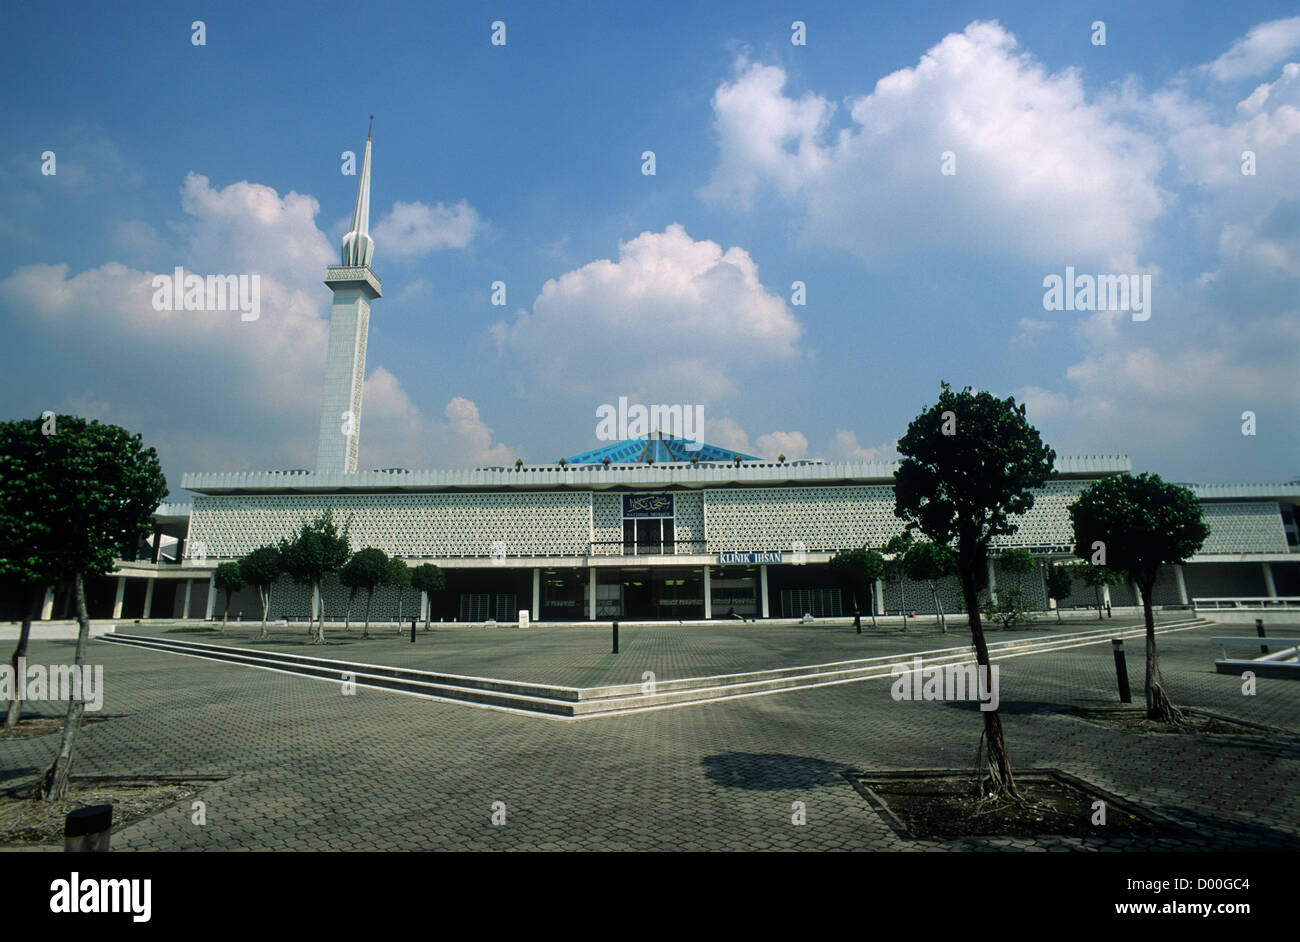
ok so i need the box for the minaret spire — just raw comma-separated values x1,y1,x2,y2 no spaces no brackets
341,119,374,268
318,121,382,475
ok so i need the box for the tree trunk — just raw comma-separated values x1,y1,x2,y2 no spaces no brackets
931,584,946,633
1142,581,1180,723
4,584,39,728
363,590,373,639
868,583,878,630
41,572,90,801
221,592,230,631
396,592,404,633
1095,585,1103,620
345,594,353,632
961,560,1020,800
258,585,271,639
315,582,326,644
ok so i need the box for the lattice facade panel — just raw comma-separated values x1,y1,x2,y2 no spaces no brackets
988,481,1090,552
1200,502,1287,554
187,492,591,559
703,486,906,553
673,492,705,553
591,493,623,556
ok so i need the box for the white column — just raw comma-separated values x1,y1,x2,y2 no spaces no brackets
1261,562,1277,598
875,578,885,615
142,579,155,619
532,567,540,620
1175,565,1189,605
986,558,998,606
1132,580,1143,607
204,574,216,620
40,586,54,620
589,568,597,621
1102,584,1112,610
112,577,125,619
703,566,712,619
420,589,428,622
182,580,193,619
312,584,321,622
759,565,770,619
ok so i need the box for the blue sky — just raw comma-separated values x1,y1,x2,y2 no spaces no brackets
1,0,1297,497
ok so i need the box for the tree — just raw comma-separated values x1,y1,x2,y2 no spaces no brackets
1070,473,1209,723
992,549,1039,629
410,563,446,630
239,545,282,639
1045,564,1073,623
1071,561,1125,620
828,547,884,631
385,557,411,631
213,562,246,631
341,547,387,638
894,383,1055,799
882,534,912,621
278,510,351,644
903,538,958,632
0,417,166,800
0,418,64,729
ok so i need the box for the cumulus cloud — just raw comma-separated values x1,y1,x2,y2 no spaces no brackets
755,430,808,460
823,430,899,463
0,173,509,484
372,200,481,259
492,223,802,400
361,369,517,468
1207,16,1300,82
700,21,1166,266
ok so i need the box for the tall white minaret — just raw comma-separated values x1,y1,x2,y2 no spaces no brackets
317,118,382,474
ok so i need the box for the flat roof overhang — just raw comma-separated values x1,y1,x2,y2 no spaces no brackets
181,455,1136,496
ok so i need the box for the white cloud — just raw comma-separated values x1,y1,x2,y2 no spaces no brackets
1207,16,1300,82
755,430,808,460
361,368,517,468
701,21,1166,266
372,200,481,259
823,430,898,463
492,223,802,400
0,173,508,483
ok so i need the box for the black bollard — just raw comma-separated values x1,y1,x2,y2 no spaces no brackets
1256,618,1269,655
1111,639,1131,703
612,620,619,654
65,804,112,852
855,610,861,634
411,617,416,643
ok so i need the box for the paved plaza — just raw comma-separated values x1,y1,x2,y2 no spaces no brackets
2,616,1297,851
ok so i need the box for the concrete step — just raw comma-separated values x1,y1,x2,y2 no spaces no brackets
99,618,1215,718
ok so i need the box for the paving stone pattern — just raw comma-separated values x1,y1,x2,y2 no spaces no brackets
2,617,1296,851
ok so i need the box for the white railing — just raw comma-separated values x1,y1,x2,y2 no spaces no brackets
1193,597,1300,611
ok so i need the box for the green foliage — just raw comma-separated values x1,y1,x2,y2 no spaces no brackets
410,563,446,596
341,547,388,594
903,539,957,584
1069,473,1210,590
828,546,884,611
213,561,246,595
238,545,282,590
384,556,411,590
1045,564,1074,604
981,586,1035,629
893,383,1056,573
998,548,1036,575
1071,561,1125,589
0,415,167,583
278,510,352,588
